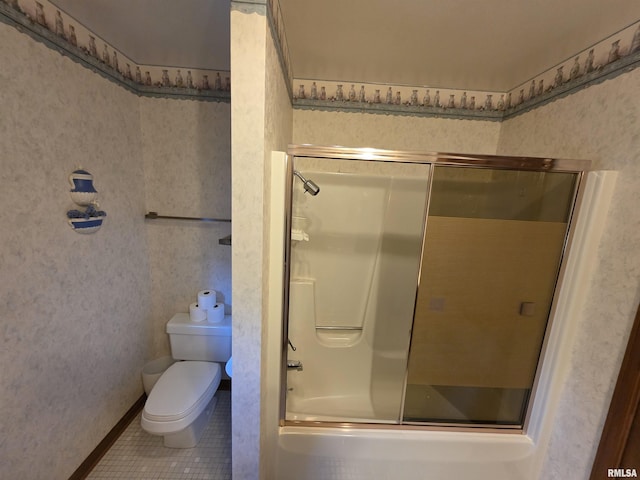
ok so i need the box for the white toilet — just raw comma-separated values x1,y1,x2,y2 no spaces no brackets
141,312,231,448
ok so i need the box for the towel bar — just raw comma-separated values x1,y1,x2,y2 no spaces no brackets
315,326,363,331
145,211,231,223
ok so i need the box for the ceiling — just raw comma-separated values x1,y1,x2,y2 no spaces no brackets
51,0,230,71
51,0,640,92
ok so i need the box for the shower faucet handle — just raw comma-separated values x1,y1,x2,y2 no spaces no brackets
287,360,303,371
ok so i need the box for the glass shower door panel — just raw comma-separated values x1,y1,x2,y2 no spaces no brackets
404,166,578,426
285,158,430,423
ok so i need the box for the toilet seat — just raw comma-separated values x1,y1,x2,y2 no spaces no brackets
141,361,221,434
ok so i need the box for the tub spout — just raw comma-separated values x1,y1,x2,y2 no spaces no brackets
287,360,303,371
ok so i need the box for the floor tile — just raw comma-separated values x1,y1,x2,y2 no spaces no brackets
87,390,231,480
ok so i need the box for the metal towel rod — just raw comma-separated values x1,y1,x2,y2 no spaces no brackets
145,211,231,223
315,326,363,331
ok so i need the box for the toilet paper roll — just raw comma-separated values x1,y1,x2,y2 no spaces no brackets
197,290,217,311
189,302,207,323
207,303,224,323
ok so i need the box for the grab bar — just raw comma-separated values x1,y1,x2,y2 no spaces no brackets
145,211,231,223
315,326,363,331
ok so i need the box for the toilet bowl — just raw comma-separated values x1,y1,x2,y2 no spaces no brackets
141,361,221,448
141,312,231,448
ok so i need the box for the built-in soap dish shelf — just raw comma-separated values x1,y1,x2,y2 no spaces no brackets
291,216,309,242
291,229,309,242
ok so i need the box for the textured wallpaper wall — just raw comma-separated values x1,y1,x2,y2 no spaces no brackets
4,1,637,478
230,7,269,479
292,109,501,154
262,9,294,478
229,3,294,478
140,98,231,356
0,22,151,479
0,19,233,479
497,69,640,479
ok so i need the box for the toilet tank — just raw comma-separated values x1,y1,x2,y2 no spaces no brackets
166,313,231,362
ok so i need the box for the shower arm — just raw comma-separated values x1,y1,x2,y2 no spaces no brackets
293,170,320,196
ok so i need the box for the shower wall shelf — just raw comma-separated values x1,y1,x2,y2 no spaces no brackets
291,229,309,241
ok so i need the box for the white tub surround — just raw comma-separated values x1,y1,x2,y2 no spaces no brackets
269,147,616,479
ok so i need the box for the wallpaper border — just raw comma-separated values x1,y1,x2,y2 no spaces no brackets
266,0,293,100
291,21,640,122
504,49,640,119
0,1,231,103
291,48,640,122
3,0,639,119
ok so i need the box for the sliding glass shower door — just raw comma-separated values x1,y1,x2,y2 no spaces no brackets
285,157,431,423
282,146,585,429
403,166,578,425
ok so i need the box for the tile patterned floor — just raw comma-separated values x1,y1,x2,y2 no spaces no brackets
87,390,231,480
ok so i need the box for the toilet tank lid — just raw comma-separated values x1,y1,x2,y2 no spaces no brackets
167,312,231,336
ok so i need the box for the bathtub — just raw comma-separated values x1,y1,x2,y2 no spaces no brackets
275,426,535,480
280,170,535,479
267,153,616,480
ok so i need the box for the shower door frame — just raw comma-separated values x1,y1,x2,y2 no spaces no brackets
279,144,590,433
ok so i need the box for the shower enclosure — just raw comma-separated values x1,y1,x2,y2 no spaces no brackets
281,146,588,430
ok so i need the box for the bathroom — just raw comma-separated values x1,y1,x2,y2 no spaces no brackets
1,0,640,479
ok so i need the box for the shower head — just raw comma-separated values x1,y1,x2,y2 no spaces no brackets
293,170,320,196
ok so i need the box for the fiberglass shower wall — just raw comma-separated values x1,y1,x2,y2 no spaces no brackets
283,147,585,429
286,157,430,423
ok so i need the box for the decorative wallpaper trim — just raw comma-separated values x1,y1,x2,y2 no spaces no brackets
266,0,293,99
292,20,640,122
230,0,267,15
292,83,503,122
0,0,231,102
505,48,640,119
505,21,640,119
4,0,639,119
